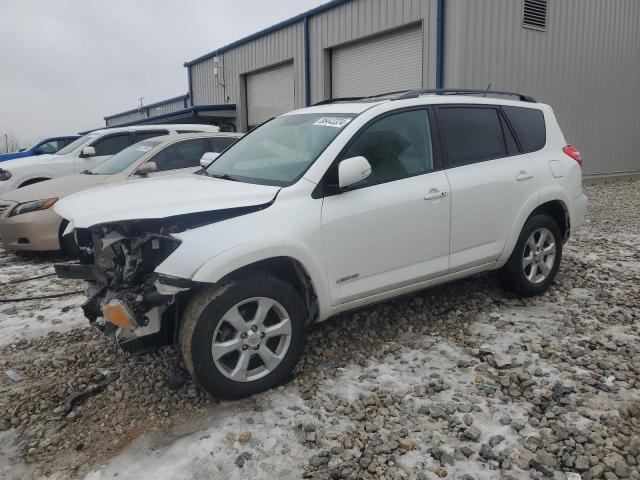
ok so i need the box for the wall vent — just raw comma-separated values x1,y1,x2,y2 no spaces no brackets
523,0,548,31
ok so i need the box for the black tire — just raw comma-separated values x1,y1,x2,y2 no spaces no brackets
498,214,563,297
58,220,80,258
179,272,307,399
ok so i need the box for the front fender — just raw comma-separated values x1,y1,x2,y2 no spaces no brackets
13,170,53,187
498,187,570,262
165,237,331,321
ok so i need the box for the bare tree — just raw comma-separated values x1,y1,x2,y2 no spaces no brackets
2,132,29,153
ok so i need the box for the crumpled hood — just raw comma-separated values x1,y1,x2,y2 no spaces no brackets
1,174,110,203
54,174,281,228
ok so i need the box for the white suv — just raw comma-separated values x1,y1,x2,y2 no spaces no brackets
0,124,220,196
54,89,587,399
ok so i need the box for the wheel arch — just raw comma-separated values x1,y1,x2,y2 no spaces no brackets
186,242,330,322
18,177,51,188
499,189,571,262
217,256,321,324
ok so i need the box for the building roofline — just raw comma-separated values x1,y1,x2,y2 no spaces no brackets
184,0,351,67
103,104,236,128
104,94,190,120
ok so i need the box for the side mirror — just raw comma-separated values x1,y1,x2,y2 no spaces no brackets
19,148,26,152
338,156,372,189
136,161,158,176
200,151,220,168
80,146,96,158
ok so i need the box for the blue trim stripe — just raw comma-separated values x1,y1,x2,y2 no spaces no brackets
104,94,190,120
187,67,194,106
103,104,237,128
304,16,311,107
183,0,352,67
435,0,445,89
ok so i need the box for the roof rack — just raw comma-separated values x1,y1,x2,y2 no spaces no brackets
313,96,366,106
312,88,536,107
312,90,416,106
395,88,537,103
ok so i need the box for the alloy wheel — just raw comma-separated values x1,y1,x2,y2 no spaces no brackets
211,297,292,382
522,227,556,284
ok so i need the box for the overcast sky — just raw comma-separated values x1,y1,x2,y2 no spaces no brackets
0,0,327,145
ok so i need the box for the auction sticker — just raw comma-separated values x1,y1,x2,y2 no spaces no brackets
313,117,352,128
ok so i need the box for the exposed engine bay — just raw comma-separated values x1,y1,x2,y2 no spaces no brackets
56,222,185,351
54,206,268,352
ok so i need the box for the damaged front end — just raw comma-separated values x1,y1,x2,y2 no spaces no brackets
55,221,191,352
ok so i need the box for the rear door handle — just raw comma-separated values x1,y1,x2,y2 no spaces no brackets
424,190,448,200
516,171,534,182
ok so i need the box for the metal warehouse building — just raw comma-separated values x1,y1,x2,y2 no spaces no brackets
104,0,640,178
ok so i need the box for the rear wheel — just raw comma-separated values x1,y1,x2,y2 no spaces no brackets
498,214,562,296
179,272,306,399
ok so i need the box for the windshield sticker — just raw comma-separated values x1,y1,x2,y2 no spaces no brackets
136,145,153,152
313,117,352,128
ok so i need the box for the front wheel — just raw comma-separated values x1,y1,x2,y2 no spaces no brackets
179,272,307,399
498,214,563,297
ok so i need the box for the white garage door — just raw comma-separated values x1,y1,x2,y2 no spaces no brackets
331,26,423,98
247,62,295,127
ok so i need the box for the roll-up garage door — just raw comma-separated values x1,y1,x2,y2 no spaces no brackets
246,62,295,127
331,26,423,98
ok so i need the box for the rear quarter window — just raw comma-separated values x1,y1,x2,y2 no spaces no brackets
437,106,507,167
503,106,546,152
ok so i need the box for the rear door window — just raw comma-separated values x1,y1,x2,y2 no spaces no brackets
437,106,507,167
149,138,210,172
502,106,546,152
132,130,169,143
211,137,237,152
92,134,132,156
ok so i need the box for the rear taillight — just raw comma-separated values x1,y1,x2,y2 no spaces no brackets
563,145,583,166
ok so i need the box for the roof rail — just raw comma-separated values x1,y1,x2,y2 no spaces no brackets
312,90,417,106
395,88,537,103
313,96,367,106
312,89,536,106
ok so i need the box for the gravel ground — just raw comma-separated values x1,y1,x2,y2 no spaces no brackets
0,179,638,480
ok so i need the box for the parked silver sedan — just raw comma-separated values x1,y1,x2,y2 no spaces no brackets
0,132,242,252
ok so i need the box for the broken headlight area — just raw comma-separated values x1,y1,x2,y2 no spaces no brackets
55,222,189,352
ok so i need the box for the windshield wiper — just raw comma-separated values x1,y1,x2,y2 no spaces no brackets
208,172,239,182
80,169,94,175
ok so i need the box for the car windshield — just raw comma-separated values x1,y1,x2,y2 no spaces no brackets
91,139,162,175
27,139,48,150
55,133,99,156
204,113,355,186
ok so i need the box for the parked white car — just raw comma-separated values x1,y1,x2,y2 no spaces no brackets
0,124,220,196
0,132,241,252
54,89,587,399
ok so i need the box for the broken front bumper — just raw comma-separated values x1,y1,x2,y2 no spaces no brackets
54,263,187,330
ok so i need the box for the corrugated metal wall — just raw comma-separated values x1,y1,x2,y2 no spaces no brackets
105,96,188,127
445,0,640,176
308,0,438,104
190,22,305,130
105,110,145,127
148,97,187,116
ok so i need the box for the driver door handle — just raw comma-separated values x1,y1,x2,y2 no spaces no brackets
424,190,448,200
